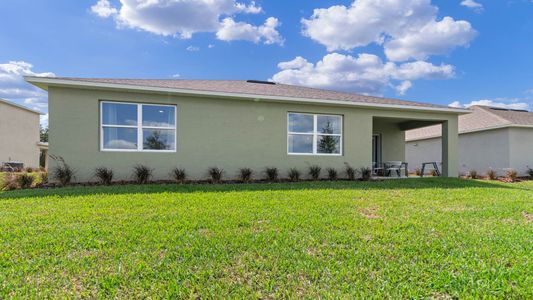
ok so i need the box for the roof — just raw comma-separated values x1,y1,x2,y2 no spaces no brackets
406,105,533,141
24,76,469,114
0,98,42,115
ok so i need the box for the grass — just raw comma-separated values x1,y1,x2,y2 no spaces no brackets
0,178,532,298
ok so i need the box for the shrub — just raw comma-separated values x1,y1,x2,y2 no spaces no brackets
486,169,497,180
344,163,356,181
360,167,372,181
40,172,49,184
171,167,186,183
287,168,300,182
0,174,19,191
308,165,321,180
326,168,338,180
133,165,153,184
94,167,114,185
238,168,253,183
208,167,224,183
431,169,439,177
26,167,34,173
16,173,34,189
415,168,422,176
264,167,279,182
51,160,75,186
527,166,533,179
506,169,518,182
468,169,478,179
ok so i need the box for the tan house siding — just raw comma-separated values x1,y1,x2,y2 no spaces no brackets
0,100,41,168
47,86,460,182
373,120,406,163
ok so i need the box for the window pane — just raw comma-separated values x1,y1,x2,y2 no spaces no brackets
288,134,313,153
103,127,137,149
317,115,341,134
102,103,137,126
143,105,175,127
317,135,341,154
143,129,175,150
288,113,313,133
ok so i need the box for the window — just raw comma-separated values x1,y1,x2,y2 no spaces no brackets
100,101,176,152
288,113,342,155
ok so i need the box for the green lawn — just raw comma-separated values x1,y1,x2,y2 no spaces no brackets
1,178,532,298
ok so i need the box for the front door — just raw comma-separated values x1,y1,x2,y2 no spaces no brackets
372,134,381,166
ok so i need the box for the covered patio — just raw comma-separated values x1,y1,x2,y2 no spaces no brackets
372,116,459,178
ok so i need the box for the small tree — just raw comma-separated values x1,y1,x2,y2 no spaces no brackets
40,126,49,142
144,131,167,150
317,121,337,153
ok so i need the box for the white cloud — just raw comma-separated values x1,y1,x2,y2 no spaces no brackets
302,0,476,61
384,17,476,61
171,73,181,78
216,17,283,45
449,99,530,110
271,53,454,95
90,0,281,44
91,0,118,18
186,46,200,52
235,1,263,14
0,61,54,127
208,44,215,49
395,81,413,95
40,114,49,127
461,0,484,12
448,101,463,108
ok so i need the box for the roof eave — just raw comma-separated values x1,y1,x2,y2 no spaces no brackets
25,76,471,114
0,97,44,115
406,124,533,141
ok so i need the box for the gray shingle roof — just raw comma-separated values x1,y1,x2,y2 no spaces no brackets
406,105,533,141
30,77,460,110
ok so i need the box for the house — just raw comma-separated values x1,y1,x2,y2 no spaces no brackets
0,98,45,169
25,76,468,182
406,105,533,176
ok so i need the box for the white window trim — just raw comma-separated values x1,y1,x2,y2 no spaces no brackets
287,112,343,156
100,101,177,152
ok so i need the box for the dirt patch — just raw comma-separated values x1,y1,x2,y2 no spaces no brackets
522,211,532,224
358,208,382,219
432,292,453,300
198,228,213,237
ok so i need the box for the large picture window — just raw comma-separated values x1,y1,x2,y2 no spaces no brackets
100,101,176,152
288,113,342,155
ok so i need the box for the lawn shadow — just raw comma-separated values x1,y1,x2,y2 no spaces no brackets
1,178,528,200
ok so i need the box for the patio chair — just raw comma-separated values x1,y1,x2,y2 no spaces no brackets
385,161,403,177
372,162,384,176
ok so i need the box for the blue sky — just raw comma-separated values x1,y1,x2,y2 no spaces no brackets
1,0,532,126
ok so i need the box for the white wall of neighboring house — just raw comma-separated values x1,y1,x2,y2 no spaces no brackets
509,127,533,175
0,100,41,168
405,128,527,176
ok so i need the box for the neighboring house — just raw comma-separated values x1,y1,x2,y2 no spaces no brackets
406,105,533,176
25,77,468,182
0,98,44,169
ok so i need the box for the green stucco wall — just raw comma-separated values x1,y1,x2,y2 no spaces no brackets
47,86,459,182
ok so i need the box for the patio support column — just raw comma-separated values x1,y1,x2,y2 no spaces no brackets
441,118,459,177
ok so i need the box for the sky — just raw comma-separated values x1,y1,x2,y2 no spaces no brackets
1,0,533,127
